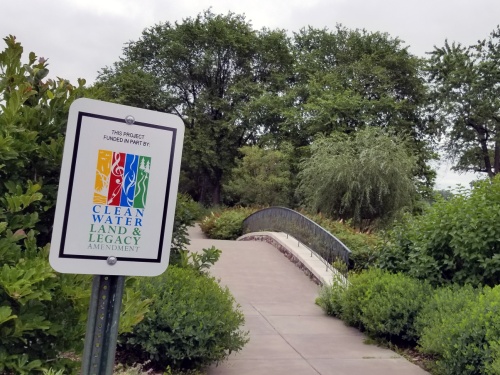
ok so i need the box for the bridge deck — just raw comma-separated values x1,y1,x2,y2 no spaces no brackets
187,225,428,375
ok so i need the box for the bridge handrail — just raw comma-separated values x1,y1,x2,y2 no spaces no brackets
242,207,351,266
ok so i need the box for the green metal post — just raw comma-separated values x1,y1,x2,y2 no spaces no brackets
81,275,125,375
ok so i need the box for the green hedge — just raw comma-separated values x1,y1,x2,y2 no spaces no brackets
417,285,500,375
119,266,248,371
199,207,256,240
340,269,430,343
318,269,500,374
378,176,500,287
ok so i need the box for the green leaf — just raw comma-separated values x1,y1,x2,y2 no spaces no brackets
0,306,17,325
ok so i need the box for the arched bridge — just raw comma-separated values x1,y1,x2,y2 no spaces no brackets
187,207,428,375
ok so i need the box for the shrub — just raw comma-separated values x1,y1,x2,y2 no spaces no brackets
341,268,431,343
0,184,90,374
200,207,256,240
119,266,248,371
417,285,500,375
0,35,86,245
378,176,500,287
170,194,206,264
0,36,149,373
315,261,348,317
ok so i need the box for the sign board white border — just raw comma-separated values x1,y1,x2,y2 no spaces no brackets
49,98,184,276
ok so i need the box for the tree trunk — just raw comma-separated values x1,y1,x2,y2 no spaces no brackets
211,168,223,205
478,132,494,178
494,140,500,176
212,182,221,206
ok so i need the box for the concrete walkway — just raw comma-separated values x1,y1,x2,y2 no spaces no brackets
187,226,428,375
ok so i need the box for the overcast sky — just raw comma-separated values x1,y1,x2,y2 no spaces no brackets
2,0,498,189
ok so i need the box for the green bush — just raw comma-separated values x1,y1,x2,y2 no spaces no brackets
315,262,348,317
378,176,500,287
119,266,248,371
170,194,206,264
200,207,256,240
0,35,86,245
0,184,90,374
417,285,500,375
0,36,150,373
341,268,431,343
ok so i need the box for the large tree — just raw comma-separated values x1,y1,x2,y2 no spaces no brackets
297,127,417,228
97,10,293,204
427,27,500,177
275,26,435,193
290,26,426,136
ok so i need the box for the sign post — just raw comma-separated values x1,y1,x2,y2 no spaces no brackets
81,275,124,375
49,98,184,374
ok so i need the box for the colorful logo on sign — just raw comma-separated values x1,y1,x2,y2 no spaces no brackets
93,150,151,208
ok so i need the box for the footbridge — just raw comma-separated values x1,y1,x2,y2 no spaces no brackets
187,207,427,375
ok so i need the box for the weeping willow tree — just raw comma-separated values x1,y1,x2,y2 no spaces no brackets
297,127,418,228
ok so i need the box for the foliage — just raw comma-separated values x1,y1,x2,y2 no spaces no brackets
0,36,150,373
315,261,348,317
378,176,500,287
170,194,206,265
177,246,221,274
434,189,454,201
0,36,86,374
118,266,248,371
41,369,65,375
224,145,293,207
199,207,256,240
0,184,90,374
297,127,418,228
114,362,204,375
97,13,438,206
416,285,500,375
303,211,381,271
340,269,431,343
0,35,86,244
281,26,436,194
427,26,500,177
97,10,293,205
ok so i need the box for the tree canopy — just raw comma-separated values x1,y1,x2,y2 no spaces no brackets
427,26,500,177
287,26,428,140
224,145,293,207
96,12,436,206
97,10,293,204
297,127,417,228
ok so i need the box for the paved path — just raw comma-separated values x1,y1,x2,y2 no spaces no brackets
187,226,428,375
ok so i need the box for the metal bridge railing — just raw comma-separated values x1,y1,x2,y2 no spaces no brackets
242,207,351,267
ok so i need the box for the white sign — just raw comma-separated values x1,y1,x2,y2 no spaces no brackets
49,98,184,276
